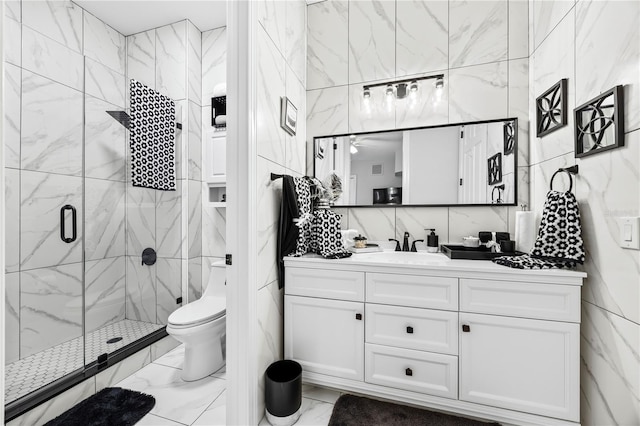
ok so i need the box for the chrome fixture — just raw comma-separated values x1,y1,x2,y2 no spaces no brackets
362,74,445,100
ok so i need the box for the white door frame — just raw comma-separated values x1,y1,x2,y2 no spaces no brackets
226,1,260,424
1,4,6,419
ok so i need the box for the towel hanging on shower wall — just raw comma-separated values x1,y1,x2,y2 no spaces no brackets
129,79,176,191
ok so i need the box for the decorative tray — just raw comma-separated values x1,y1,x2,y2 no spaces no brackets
441,244,523,260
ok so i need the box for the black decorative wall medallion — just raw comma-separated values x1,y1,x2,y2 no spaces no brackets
487,153,502,185
574,85,624,158
536,79,568,137
503,121,515,155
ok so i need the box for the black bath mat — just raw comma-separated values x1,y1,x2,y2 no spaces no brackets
44,387,155,426
329,394,499,426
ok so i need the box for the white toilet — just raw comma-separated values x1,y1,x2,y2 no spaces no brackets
167,261,226,381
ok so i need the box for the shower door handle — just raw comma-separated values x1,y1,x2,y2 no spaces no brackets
60,204,77,243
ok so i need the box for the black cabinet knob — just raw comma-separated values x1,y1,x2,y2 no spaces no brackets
405,368,413,376
406,326,413,334
462,324,471,332
355,313,362,320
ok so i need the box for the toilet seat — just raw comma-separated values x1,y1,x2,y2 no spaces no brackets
168,296,226,328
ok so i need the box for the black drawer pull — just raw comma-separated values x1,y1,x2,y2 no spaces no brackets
462,324,471,332
406,326,413,334
355,313,362,320
405,368,413,376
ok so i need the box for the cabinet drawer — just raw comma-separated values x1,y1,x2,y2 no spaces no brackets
460,279,580,322
365,343,457,399
365,304,458,355
285,267,365,301
366,273,458,310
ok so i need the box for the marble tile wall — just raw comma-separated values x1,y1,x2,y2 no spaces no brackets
306,0,529,245
529,1,640,425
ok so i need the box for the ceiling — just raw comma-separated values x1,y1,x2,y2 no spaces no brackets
74,0,227,35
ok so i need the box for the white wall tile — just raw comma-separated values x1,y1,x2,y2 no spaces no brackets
188,257,202,302
85,178,125,260
156,21,187,100
150,336,180,361
85,58,125,108
202,202,226,258
449,61,508,122
126,186,156,256
348,208,396,241
5,169,20,273
256,26,286,165
307,86,349,138
188,101,202,180
95,347,151,392
84,96,126,181
127,30,156,90
258,0,286,54
532,0,574,52
188,180,203,258
395,207,449,244
530,153,575,217
5,0,21,22
348,83,396,133
85,257,126,333
285,0,306,86
348,0,395,84
396,71,449,129
202,27,227,104
256,281,284,415
125,256,156,323
156,258,182,324
508,58,530,167
20,263,83,357
4,63,21,169
83,11,125,74
156,185,182,259
285,65,307,175
187,21,202,105
396,0,448,76
448,206,509,244
575,0,640,133
4,17,21,66
307,0,348,90
5,272,20,363
257,158,284,289
22,0,82,53
449,0,508,68
20,171,83,270
22,25,83,91
509,0,529,59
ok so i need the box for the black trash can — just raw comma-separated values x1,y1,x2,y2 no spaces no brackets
265,360,302,425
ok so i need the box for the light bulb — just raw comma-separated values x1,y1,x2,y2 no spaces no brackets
350,144,358,154
434,77,444,89
363,87,371,99
409,81,419,93
385,84,395,98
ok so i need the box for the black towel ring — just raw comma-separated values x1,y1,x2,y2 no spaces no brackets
491,184,505,203
549,165,579,192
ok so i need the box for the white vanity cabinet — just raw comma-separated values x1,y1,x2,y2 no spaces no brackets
284,255,585,426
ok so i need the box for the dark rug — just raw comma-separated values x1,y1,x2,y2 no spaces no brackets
328,394,499,426
44,387,155,426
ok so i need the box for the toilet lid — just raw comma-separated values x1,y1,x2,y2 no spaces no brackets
168,296,226,327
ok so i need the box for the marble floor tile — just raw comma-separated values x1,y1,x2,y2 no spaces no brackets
136,414,185,426
193,390,226,425
259,397,335,426
302,384,343,404
115,362,226,425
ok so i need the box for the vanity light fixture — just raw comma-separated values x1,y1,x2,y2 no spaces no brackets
362,73,445,101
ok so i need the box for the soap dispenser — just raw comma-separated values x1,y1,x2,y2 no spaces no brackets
425,228,439,253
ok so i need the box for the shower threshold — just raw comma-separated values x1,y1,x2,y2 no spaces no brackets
5,319,166,421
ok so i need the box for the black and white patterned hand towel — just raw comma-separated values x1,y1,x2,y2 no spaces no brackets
129,79,176,191
311,209,351,259
494,190,585,269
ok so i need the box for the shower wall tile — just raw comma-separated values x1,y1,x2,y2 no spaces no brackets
257,25,286,165
348,208,396,242
575,0,640,133
348,82,395,133
156,21,187,100
188,180,203,259
126,186,156,257
4,63,21,169
5,0,21,22
127,30,156,90
394,207,449,244
85,58,125,108
202,27,227,103
202,197,226,258
188,101,202,181
188,257,202,302
396,71,449,129
449,61,508,122
22,0,82,53
83,11,126,75
156,185,183,259
348,0,395,84
20,263,83,357
20,171,83,270
126,256,156,323
5,169,20,273
85,178,125,261
4,17,21,66
285,65,306,175
174,100,186,180
258,0,286,54
156,258,182,325
532,0,574,52
95,347,151,392
449,0,508,68
149,336,180,361
448,206,509,244
187,21,202,105
285,0,306,86
257,158,283,289
396,0,448,76
508,0,529,60
85,257,126,333
84,96,126,181
5,272,19,364
21,70,83,176
22,26,83,91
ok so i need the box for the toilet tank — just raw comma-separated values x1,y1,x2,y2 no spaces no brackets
202,260,226,298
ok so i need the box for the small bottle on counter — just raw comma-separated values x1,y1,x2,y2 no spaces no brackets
425,228,439,253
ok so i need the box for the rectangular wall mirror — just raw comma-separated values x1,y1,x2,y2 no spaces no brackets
314,118,518,207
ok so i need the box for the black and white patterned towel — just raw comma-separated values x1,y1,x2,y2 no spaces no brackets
311,209,351,259
291,177,313,256
129,79,176,191
494,190,585,269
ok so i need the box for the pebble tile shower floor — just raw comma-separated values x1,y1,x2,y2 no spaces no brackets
5,319,164,404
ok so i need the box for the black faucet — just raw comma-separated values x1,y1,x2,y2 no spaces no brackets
402,232,410,252
388,238,401,251
411,239,424,252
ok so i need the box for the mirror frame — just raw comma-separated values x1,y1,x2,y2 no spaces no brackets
313,117,519,208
